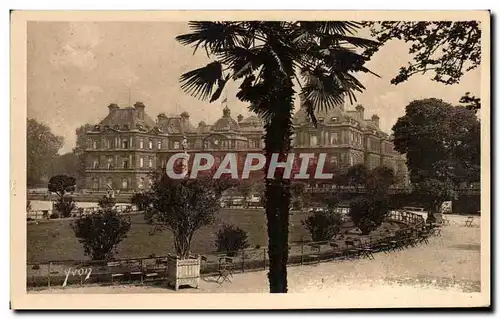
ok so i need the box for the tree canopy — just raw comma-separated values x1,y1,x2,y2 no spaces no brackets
364,21,481,86
143,172,222,259
47,174,76,197
27,119,64,186
392,98,480,187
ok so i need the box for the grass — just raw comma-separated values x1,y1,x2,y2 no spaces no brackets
27,208,316,262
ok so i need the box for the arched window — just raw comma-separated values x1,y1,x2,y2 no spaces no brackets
122,178,128,190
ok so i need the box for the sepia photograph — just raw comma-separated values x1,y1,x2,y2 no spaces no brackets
10,10,490,309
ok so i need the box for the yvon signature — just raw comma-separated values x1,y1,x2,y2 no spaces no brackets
62,266,92,287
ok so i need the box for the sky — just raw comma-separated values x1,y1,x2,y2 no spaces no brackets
27,21,481,154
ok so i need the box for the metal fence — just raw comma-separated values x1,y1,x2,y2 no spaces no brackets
27,204,136,220
27,210,426,289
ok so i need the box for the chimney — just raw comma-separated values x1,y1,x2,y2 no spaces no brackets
371,114,380,127
157,113,167,124
237,114,244,123
108,103,119,114
134,102,145,120
355,104,365,120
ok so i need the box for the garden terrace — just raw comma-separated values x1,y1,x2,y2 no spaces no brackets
27,210,426,289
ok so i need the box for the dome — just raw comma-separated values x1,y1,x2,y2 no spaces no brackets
211,107,240,131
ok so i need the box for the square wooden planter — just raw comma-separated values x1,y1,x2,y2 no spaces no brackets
166,255,201,290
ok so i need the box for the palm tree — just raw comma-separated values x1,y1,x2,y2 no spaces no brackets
176,21,378,293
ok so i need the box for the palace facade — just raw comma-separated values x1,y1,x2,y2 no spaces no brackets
83,100,409,191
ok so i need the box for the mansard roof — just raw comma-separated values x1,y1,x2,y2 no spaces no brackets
98,105,156,130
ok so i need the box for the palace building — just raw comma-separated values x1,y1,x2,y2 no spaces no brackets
83,100,409,191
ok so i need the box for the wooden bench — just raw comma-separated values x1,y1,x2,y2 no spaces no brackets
107,261,125,284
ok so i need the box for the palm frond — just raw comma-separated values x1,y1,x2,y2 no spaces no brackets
209,75,229,103
298,21,362,35
179,61,224,101
175,22,241,55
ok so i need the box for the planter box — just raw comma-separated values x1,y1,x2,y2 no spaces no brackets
166,255,201,290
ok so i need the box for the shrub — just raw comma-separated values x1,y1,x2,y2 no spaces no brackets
215,223,250,256
72,210,131,260
49,212,60,219
302,210,343,242
348,196,390,235
98,195,116,211
54,197,76,218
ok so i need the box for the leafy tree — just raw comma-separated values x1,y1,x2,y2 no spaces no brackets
215,223,250,256
348,195,390,235
48,175,76,197
459,92,481,113
393,98,480,186
346,164,369,189
324,193,340,211
131,192,149,211
72,210,132,260
366,166,395,194
364,21,481,86
236,180,254,207
51,152,79,177
143,172,221,259
73,124,94,188
392,98,480,218
414,179,455,223
27,119,64,186
290,182,308,210
48,175,77,217
176,21,378,293
302,210,343,242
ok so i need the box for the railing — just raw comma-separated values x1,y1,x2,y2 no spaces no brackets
27,210,427,289
27,204,137,220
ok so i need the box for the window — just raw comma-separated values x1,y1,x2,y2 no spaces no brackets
330,132,339,145
122,140,129,149
331,117,338,122
318,117,324,122
92,159,99,169
149,140,153,149
310,134,318,146
157,140,162,149
139,139,144,149
350,132,355,142
329,155,338,167
92,140,97,149
122,158,129,169
139,157,144,168
122,178,128,190
107,157,113,169
92,178,98,190
148,157,153,168
173,141,180,149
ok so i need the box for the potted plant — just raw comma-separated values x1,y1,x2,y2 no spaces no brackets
144,171,224,290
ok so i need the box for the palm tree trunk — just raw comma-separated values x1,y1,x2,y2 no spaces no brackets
263,73,295,293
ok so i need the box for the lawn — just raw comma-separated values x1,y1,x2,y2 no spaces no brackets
27,208,316,262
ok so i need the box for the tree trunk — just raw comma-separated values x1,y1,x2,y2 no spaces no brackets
263,72,295,293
